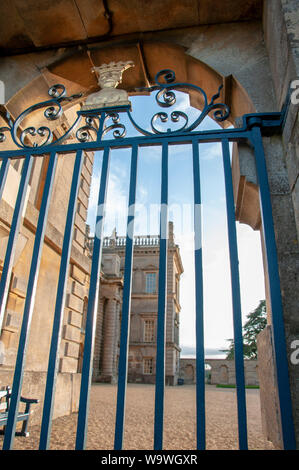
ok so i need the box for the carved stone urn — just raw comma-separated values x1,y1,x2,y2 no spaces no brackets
82,60,134,110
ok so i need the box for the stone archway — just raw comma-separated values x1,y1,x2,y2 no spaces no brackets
1,23,298,448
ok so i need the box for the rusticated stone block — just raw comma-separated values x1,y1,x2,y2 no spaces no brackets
5,292,24,314
74,212,86,235
81,164,92,185
80,178,90,198
5,310,21,330
72,280,85,299
84,155,93,175
71,264,86,285
73,227,85,249
10,275,27,298
63,324,81,344
59,356,78,374
77,187,89,209
68,310,83,328
77,202,87,221
67,293,84,313
65,341,80,359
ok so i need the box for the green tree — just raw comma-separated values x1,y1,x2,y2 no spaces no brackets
222,300,267,360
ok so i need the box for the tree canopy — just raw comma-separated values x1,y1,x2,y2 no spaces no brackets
222,300,267,360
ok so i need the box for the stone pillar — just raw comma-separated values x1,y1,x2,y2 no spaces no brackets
101,297,118,382
257,325,283,448
264,135,299,448
261,0,299,448
233,130,299,447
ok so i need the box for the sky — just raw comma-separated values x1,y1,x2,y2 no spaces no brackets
87,91,265,359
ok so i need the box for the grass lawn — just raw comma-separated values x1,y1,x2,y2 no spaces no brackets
216,384,259,389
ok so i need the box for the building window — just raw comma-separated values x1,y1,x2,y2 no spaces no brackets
145,272,156,293
143,358,153,375
144,319,155,342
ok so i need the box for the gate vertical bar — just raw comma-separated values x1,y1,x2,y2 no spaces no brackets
39,150,84,449
250,126,296,449
221,139,248,450
3,151,58,450
192,140,206,450
0,154,33,334
114,144,139,450
154,141,168,450
0,158,10,201
76,146,111,449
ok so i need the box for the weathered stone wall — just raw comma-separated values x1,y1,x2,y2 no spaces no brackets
258,0,299,448
0,145,93,425
179,358,259,387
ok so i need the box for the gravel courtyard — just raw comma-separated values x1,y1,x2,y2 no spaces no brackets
2,384,275,451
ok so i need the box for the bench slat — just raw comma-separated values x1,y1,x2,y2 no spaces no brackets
0,411,30,422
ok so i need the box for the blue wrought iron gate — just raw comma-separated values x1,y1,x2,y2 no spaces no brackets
0,70,296,450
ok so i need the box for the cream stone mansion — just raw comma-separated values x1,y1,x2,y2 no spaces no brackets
86,222,184,386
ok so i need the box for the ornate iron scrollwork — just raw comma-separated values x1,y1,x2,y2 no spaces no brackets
0,84,82,149
76,116,100,143
126,69,230,136
0,69,230,148
102,112,126,139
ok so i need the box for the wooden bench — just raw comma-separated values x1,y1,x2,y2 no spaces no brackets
0,386,39,437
